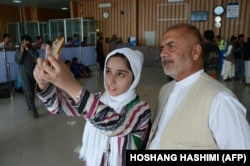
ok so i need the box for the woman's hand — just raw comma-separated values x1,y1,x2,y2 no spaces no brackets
33,57,50,91
35,55,83,101
45,44,52,58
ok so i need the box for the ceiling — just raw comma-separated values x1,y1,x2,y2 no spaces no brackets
0,0,73,11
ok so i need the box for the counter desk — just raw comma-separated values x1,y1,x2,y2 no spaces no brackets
0,46,96,83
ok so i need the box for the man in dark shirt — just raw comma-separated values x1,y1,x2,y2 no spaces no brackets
96,37,105,70
234,34,245,80
15,35,39,118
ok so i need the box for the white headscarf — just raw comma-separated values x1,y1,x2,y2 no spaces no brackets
79,48,144,166
100,47,144,113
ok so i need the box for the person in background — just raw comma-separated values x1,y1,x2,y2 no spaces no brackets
109,34,119,52
46,40,52,46
70,57,90,78
147,23,250,150
221,36,237,82
33,47,151,166
216,35,226,71
65,37,73,47
96,37,105,70
15,34,40,118
216,35,226,51
81,36,88,46
0,33,14,49
203,30,221,79
32,36,43,49
243,37,250,85
72,34,80,46
65,60,71,68
234,34,245,81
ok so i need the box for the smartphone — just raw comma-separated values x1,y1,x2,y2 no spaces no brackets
49,36,65,58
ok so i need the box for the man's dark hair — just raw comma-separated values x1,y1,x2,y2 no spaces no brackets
3,33,10,39
46,40,52,45
216,35,221,39
65,60,71,64
21,35,32,42
238,34,244,39
204,30,215,42
36,36,43,41
72,57,78,62
230,36,237,43
67,37,73,41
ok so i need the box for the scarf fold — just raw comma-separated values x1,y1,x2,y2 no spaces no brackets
79,48,144,166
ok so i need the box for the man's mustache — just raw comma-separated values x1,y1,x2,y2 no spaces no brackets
162,59,174,65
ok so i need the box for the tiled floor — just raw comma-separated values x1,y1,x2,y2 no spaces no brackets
0,65,249,166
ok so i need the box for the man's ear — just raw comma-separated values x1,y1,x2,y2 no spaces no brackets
192,44,202,61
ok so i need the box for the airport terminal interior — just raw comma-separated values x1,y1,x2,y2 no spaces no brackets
0,64,250,165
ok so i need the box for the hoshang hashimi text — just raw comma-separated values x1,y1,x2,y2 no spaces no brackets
130,153,220,162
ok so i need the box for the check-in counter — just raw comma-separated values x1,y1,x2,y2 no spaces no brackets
0,49,19,83
38,45,96,66
0,45,96,83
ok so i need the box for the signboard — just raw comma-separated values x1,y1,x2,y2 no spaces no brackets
130,37,136,46
226,2,239,19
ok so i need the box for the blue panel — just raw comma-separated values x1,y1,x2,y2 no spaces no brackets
0,46,97,83
191,11,208,22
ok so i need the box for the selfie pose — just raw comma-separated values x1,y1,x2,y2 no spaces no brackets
33,47,151,166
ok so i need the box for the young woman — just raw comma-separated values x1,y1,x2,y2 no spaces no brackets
33,47,151,166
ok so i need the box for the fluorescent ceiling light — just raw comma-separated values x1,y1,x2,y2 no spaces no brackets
12,0,22,3
61,7,68,10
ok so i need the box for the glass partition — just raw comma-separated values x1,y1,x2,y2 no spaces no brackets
6,18,96,45
6,22,22,45
21,21,49,42
49,18,96,45
7,22,49,44
49,19,65,41
86,19,96,44
39,22,49,42
65,18,82,42
23,22,38,40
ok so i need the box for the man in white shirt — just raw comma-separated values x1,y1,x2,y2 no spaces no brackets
147,23,250,149
0,33,14,49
